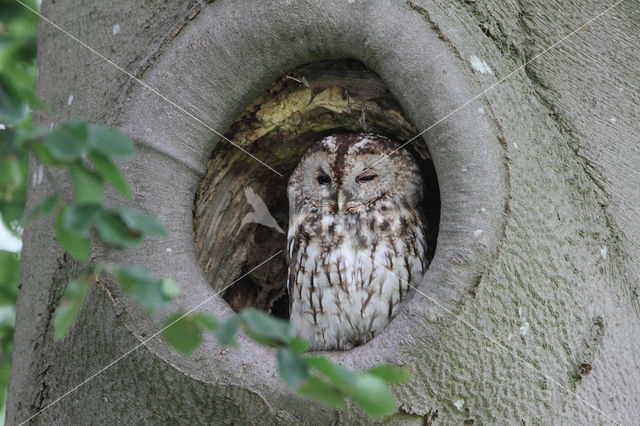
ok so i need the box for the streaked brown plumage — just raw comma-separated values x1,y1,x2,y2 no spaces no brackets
287,133,427,350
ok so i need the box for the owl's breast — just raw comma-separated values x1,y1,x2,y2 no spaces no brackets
287,204,427,350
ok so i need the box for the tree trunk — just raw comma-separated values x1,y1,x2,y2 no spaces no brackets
7,0,640,424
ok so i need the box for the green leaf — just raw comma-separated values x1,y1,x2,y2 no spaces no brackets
81,262,103,279
15,127,49,148
53,280,90,340
31,142,58,165
0,199,24,233
94,210,143,248
55,208,90,261
162,313,202,355
89,151,132,198
214,314,241,347
19,87,46,112
0,71,27,124
0,200,24,235
160,278,180,298
113,265,153,283
94,206,167,249
22,194,59,224
61,203,101,236
367,366,410,383
0,351,11,413
161,313,217,355
44,120,89,162
0,147,23,188
68,162,104,203
277,347,309,388
0,251,20,305
306,357,358,388
113,266,173,313
347,374,396,418
0,132,28,230
0,127,17,150
191,313,218,331
297,377,346,408
116,207,167,238
88,125,135,157
239,309,294,347
284,336,310,354
306,357,397,417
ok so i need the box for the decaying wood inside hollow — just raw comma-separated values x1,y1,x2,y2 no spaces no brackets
193,59,439,319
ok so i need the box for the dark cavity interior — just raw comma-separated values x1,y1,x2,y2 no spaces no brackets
193,59,440,319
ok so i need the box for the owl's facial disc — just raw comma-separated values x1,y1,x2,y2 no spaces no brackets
290,133,422,214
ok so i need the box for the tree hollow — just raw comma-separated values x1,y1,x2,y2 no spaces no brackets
193,59,440,320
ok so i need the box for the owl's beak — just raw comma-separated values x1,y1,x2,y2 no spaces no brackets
337,190,346,211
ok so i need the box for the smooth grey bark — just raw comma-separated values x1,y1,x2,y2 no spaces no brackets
7,0,640,424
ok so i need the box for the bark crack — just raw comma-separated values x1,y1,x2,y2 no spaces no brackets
29,255,68,414
406,1,463,60
111,0,208,125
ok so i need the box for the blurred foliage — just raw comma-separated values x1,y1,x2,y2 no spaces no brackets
0,0,408,419
0,0,41,417
163,308,409,416
0,0,40,234
0,251,19,415
0,0,41,127
9,121,175,338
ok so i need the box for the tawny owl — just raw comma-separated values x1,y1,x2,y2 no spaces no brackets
287,133,428,350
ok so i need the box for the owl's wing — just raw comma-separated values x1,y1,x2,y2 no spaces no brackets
286,227,298,315
285,185,300,315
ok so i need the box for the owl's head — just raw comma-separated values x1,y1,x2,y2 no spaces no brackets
288,133,423,213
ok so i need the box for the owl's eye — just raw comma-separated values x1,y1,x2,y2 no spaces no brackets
356,173,377,183
316,174,331,185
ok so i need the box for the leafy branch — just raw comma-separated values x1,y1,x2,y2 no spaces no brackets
163,308,409,416
2,120,180,332
0,2,42,412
